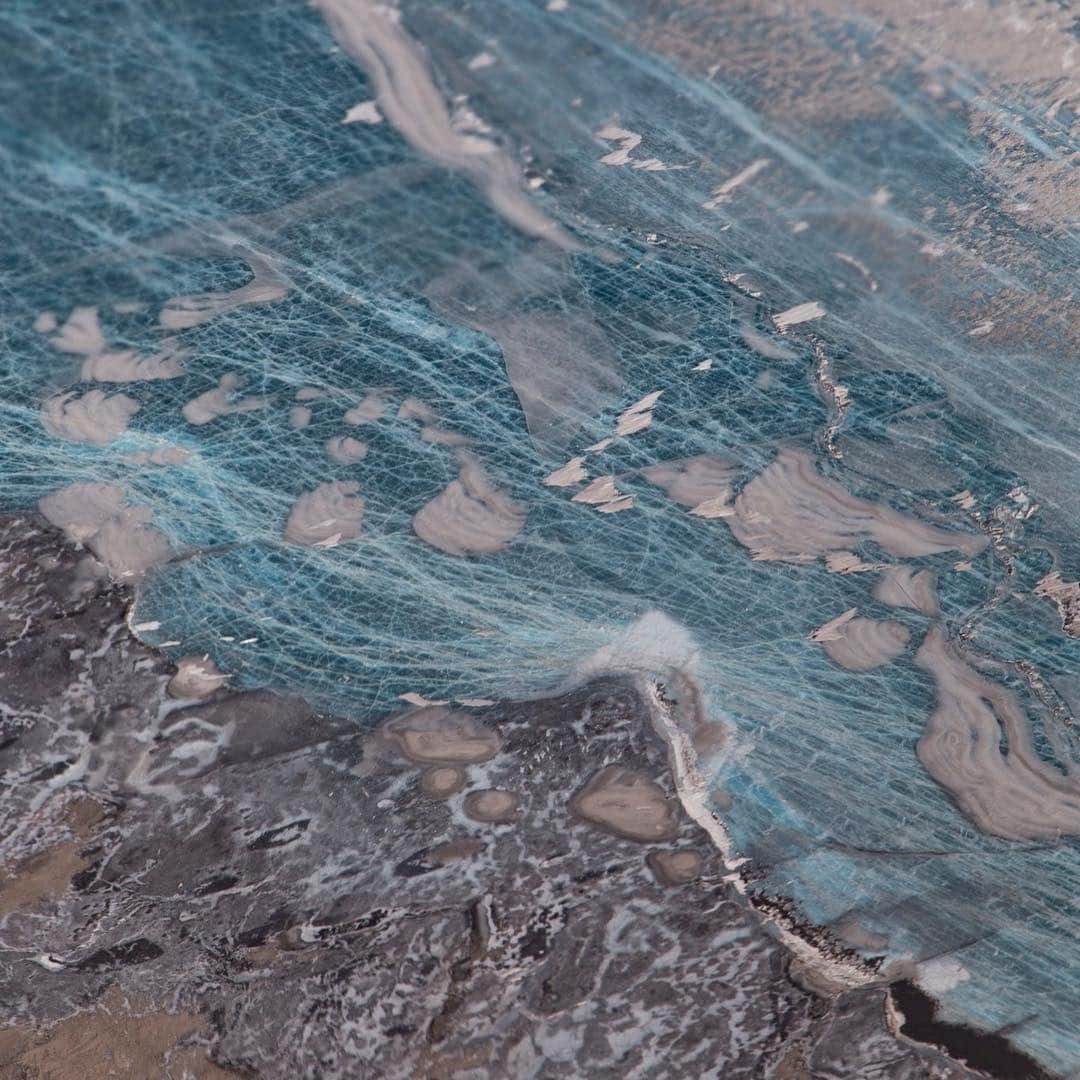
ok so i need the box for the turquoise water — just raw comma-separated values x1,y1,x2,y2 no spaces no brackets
3,0,1080,1071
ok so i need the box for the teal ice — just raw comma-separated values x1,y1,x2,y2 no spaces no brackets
3,0,1080,1071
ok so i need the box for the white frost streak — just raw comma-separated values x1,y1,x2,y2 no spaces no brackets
703,158,770,209
342,100,383,124
595,125,685,171
773,301,826,330
315,0,579,250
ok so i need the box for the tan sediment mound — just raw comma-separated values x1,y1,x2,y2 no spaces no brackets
647,849,702,886
397,397,470,447
809,609,910,671
542,456,588,487
615,390,662,436
325,435,368,464
182,374,273,426
728,449,985,562
380,706,501,765
41,389,140,447
344,391,387,425
643,455,737,508
284,480,364,547
571,475,622,505
0,988,235,1079
429,839,484,865
570,766,679,842
873,566,939,616
915,627,1080,840
81,339,188,382
39,482,172,579
0,797,105,918
413,452,525,556
168,656,229,700
420,766,467,798
463,789,520,824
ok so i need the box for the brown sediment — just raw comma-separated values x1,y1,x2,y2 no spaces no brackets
462,789,520,824
182,373,272,426
39,482,173,581
0,795,106,917
0,988,237,1079
571,475,622,505
397,396,471,447
614,390,662,436
168,656,229,699
542,456,588,487
283,480,364,547
809,609,910,671
412,452,525,556
314,0,581,251
325,435,369,464
421,766,468,799
915,627,1080,839
642,456,737,508
726,449,985,563
344,391,387,425
647,849,703,886
874,565,939,616
569,765,679,842
0,841,87,917
379,706,502,765
429,839,485,865
40,389,140,447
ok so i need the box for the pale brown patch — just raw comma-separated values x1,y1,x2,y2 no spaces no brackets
462,789,520,824
0,988,236,1079
647,849,703,886
0,841,86,917
429,839,485,865
0,796,107,916
570,766,679,842
769,1042,813,1080
420,766,468,798
379,706,501,765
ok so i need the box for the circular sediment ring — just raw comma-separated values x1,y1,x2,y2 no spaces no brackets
420,766,467,799
647,849,703,886
463,788,520,824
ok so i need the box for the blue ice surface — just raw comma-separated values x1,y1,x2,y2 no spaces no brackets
2,0,1080,1071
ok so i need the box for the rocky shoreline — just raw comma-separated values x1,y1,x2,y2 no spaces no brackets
0,513,1042,1078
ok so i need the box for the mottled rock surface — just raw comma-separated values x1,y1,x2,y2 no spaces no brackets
0,515,988,1078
